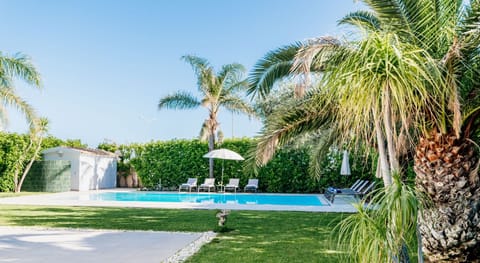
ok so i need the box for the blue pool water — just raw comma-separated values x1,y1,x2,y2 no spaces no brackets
87,192,324,206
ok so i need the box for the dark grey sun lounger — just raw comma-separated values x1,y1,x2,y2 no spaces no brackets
324,181,375,204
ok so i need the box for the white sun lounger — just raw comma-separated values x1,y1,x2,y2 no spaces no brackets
179,178,197,192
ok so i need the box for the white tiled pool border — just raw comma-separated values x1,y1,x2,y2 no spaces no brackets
0,189,358,213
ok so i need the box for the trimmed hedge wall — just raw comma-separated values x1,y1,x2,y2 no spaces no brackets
128,138,375,193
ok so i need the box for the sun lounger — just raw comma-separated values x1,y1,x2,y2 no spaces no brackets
179,178,197,192
244,179,259,192
325,180,366,197
324,181,375,204
224,178,240,192
198,178,216,192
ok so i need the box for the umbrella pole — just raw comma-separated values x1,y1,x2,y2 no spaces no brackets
221,159,224,191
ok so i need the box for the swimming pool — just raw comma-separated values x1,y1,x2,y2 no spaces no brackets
86,192,324,206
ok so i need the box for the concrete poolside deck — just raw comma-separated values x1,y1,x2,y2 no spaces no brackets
0,190,358,212
0,226,214,263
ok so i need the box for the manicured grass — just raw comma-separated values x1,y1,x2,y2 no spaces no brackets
0,205,349,262
187,211,348,263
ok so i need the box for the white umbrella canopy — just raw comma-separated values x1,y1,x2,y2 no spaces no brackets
203,149,244,187
203,148,244,160
340,150,351,176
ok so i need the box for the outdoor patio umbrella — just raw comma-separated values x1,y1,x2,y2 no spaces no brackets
340,150,351,176
203,148,244,188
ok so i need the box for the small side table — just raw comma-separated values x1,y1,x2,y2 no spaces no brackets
217,184,225,192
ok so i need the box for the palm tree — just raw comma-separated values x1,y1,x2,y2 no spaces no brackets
248,0,480,261
158,55,255,178
340,1,480,261
0,52,42,131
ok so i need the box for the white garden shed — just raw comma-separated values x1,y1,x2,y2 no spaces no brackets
42,146,117,191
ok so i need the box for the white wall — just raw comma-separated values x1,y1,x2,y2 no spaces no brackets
43,149,81,190
96,156,117,189
78,155,117,191
43,147,117,191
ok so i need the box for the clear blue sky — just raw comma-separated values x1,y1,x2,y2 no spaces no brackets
2,0,363,147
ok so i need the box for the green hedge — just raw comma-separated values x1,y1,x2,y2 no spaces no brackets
127,138,375,193
0,132,84,192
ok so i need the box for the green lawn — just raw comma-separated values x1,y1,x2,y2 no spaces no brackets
0,205,349,262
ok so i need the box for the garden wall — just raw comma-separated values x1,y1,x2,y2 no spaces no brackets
22,160,71,192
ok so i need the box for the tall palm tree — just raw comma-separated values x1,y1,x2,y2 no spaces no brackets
0,52,42,131
158,55,255,178
248,1,480,261
340,1,480,261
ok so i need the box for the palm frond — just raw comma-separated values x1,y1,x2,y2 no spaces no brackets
0,86,39,130
223,79,249,94
253,90,336,166
221,96,256,117
181,55,210,75
158,91,201,110
0,52,42,88
247,42,303,99
0,103,8,130
217,63,245,84
292,36,342,78
459,0,480,36
181,55,217,94
320,32,447,142
362,0,411,31
307,130,341,179
338,10,382,32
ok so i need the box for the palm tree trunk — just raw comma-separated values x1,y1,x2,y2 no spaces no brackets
414,131,480,262
208,133,214,178
382,86,400,172
13,139,34,193
374,110,392,186
16,136,43,193
208,110,218,178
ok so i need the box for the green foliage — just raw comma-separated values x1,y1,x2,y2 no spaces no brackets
42,136,85,149
130,139,210,188
0,133,28,191
336,175,419,262
127,138,373,192
0,132,84,192
97,142,134,176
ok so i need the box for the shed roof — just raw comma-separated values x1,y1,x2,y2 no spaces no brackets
42,146,117,157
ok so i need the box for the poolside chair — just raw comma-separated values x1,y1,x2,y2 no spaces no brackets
224,178,240,193
179,178,197,192
198,178,216,192
324,181,376,204
324,180,365,201
244,179,259,192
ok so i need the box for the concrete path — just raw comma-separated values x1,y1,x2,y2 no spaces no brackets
0,226,207,263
